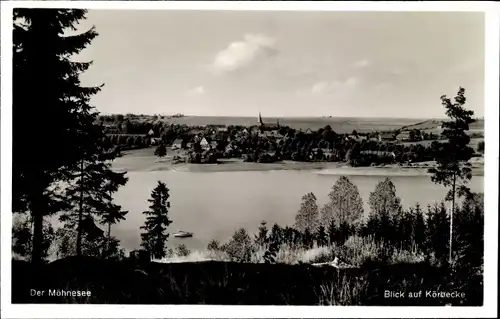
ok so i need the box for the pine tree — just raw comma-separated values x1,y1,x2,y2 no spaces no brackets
155,143,167,159
254,220,269,247
140,181,173,260
327,220,338,246
426,202,450,265
59,123,124,257
429,87,475,264
13,9,102,264
454,193,484,269
269,223,284,245
101,170,128,257
413,204,427,253
294,192,320,232
315,225,328,247
302,228,314,249
321,176,364,227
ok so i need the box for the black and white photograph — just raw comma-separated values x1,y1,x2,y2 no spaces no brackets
1,1,498,318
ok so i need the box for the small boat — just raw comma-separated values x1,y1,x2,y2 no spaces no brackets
173,230,193,238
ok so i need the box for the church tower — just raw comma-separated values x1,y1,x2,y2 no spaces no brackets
258,112,264,126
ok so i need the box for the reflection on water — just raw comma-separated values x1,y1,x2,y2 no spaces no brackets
111,170,483,252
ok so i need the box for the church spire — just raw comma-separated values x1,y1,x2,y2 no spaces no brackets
258,112,264,126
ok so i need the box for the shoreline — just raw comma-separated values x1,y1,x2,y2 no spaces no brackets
113,150,484,176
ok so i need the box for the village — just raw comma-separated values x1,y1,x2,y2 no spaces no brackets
99,112,483,167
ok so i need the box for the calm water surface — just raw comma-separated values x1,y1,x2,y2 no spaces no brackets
111,170,483,252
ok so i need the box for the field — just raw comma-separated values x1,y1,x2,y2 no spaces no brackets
400,118,484,131
156,116,433,133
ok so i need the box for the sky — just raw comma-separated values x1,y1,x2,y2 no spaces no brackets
74,10,485,118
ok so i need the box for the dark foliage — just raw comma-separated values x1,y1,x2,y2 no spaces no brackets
140,181,173,259
13,8,103,264
12,258,482,305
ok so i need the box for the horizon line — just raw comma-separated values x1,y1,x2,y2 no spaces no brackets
97,112,467,120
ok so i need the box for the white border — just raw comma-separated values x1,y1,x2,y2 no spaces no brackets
1,1,498,318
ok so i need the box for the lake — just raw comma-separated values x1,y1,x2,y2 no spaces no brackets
110,169,484,252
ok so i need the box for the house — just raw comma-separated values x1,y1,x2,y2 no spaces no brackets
361,150,396,160
396,131,411,141
348,135,367,142
260,131,277,138
147,129,155,136
171,138,183,149
225,143,234,153
186,142,192,149
200,137,210,150
150,137,162,145
378,133,395,142
191,129,204,136
210,141,218,150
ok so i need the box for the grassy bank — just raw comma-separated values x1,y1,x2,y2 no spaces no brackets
12,257,482,305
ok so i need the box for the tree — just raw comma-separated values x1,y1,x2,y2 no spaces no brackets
327,220,338,246
13,9,102,264
222,228,254,262
321,176,364,227
207,239,220,251
345,143,361,165
368,178,402,218
426,202,450,265
302,228,314,249
140,181,173,260
154,143,167,160
413,204,427,252
454,192,484,269
477,141,484,153
101,170,128,257
428,87,475,264
255,220,269,247
294,192,320,232
12,215,55,261
315,225,328,247
59,123,123,257
269,223,284,245
175,244,191,257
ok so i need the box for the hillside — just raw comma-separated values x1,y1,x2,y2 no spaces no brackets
119,115,430,134
399,118,485,132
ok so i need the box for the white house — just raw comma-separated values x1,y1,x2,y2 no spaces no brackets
171,139,183,149
200,137,210,150
150,137,162,145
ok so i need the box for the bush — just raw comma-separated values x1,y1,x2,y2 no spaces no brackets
207,239,221,251
221,228,255,262
175,244,191,257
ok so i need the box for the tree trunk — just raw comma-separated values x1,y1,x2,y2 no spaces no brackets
449,173,456,265
76,158,84,257
30,194,44,265
106,222,111,257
